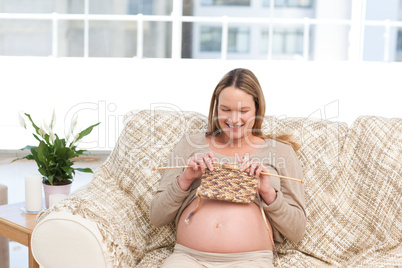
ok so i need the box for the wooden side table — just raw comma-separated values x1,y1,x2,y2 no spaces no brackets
0,202,40,268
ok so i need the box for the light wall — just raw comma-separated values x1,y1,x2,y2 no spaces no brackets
1,57,401,151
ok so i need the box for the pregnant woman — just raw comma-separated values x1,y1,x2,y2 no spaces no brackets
150,68,306,267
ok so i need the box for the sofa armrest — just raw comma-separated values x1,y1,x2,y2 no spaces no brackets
31,179,138,268
32,210,112,268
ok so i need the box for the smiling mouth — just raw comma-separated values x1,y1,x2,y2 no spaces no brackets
226,123,244,130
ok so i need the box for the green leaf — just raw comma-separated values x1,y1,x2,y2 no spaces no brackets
24,155,35,160
37,141,48,164
32,133,42,143
74,122,100,143
75,167,94,173
47,175,54,185
30,147,45,168
43,133,51,145
11,156,30,163
74,149,87,155
38,167,46,177
24,113,41,136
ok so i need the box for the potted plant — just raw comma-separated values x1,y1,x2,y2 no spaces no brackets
14,110,100,208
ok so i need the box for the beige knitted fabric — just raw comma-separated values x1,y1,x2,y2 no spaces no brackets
269,116,402,267
262,116,350,266
37,110,402,267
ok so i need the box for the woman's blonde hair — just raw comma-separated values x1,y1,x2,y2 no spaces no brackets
206,68,300,152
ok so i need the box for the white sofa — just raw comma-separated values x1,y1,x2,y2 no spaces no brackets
31,110,402,267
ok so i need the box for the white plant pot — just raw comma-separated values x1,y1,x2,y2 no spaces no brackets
43,182,72,209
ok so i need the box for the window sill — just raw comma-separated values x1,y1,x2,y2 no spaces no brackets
0,149,112,159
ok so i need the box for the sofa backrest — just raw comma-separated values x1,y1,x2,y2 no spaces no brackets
276,116,402,266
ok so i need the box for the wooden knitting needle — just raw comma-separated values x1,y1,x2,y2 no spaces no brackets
152,163,304,184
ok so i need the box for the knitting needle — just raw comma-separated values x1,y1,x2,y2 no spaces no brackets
152,164,304,184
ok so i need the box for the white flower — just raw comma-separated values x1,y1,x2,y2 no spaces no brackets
49,132,56,143
18,112,26,129
43,120,52,133
70,133,80,146
70,114,78,132
50,108,56,129
39,127,46,137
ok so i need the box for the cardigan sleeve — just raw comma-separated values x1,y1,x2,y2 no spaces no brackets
262,145,306,243
149,135,192,227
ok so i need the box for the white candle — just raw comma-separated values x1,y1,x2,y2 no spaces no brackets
49,194,67,207
25,174,43,212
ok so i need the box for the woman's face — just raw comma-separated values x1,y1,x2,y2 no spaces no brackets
217,86,256,143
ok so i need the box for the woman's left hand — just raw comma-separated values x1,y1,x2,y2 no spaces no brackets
239,158,277,205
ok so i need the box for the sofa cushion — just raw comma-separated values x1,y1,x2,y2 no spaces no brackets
262,116,349,265
276,116,402,267
333,116,402,266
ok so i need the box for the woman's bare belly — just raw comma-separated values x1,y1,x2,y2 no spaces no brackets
176,198,273,253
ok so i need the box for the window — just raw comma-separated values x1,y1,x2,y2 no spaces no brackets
200,26,222,52
396,30,402,62
201,0,250,6
0,0,173,58
228,27,250,53
0,20,52,56
273,29,303,54
0,0,398,61
262,0,313,8
261,28,304,55
200,26,250,53
128,0,154,15
397,30,402,52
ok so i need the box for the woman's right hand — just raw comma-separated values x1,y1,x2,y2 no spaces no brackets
177,152,216,191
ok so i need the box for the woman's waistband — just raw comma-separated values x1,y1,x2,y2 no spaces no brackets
174,243,273,263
